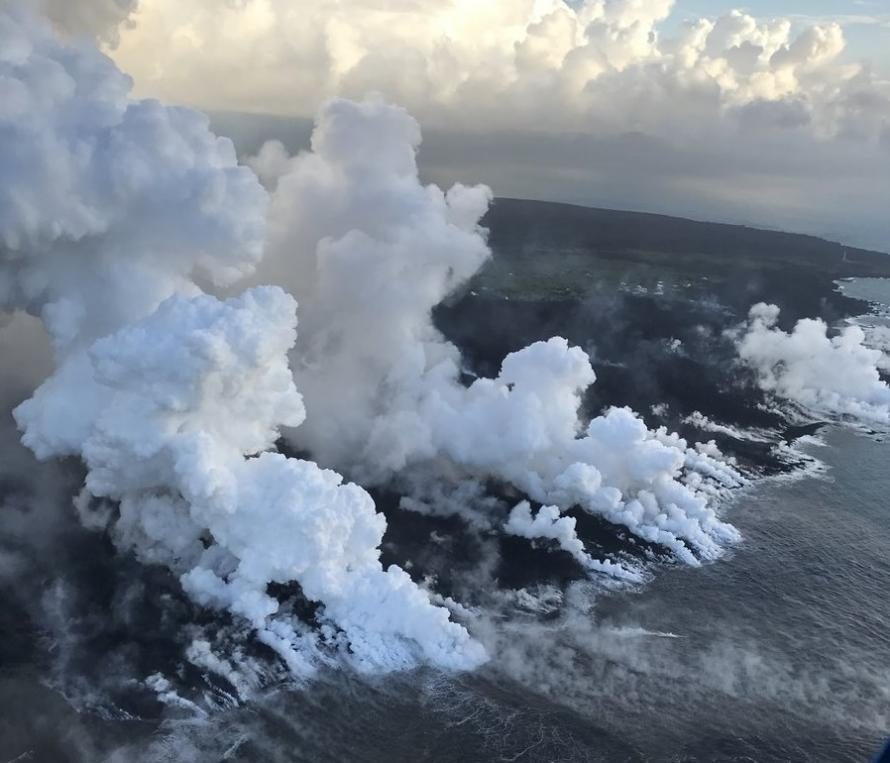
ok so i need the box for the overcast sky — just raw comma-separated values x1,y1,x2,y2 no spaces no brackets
27,0,890,252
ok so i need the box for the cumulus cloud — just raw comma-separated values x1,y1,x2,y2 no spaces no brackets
105,1,888,144
736,303,890,424
93,0,890,250
1,0,138,46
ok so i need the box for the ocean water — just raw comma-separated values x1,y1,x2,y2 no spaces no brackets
3,278,890,761
839,277,890,308
210,429,890,762
3,428,887,762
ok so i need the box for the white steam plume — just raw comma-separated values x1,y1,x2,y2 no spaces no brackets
505,502,642,582
736,303,890,424
254,94,493,482
0,7,266,354
256,100,743,567
70,288,484,673
4,5,749,683
2,8,483,675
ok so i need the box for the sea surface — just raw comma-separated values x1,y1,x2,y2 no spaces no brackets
4,428,886,762
2,280,889,762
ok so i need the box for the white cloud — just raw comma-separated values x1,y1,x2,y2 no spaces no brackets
2,0,139,46
787,13,890,31
90,0,890,250
102,1,888,144
735,303,890,424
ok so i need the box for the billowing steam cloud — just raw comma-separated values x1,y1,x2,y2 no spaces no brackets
251,95,493,482
68,288,484,673
2,6,745,679
0,7,265,353
736,303,890,424
505,501,642,581
1,8,482,675
254,101,743,568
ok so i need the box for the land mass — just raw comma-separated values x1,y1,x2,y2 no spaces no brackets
436,197,890,474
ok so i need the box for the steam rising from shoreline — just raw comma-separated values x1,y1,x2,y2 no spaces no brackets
67,288,484,673
255,99,744,568
736,303,890,424
2,7,744,678
1,8,482,674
